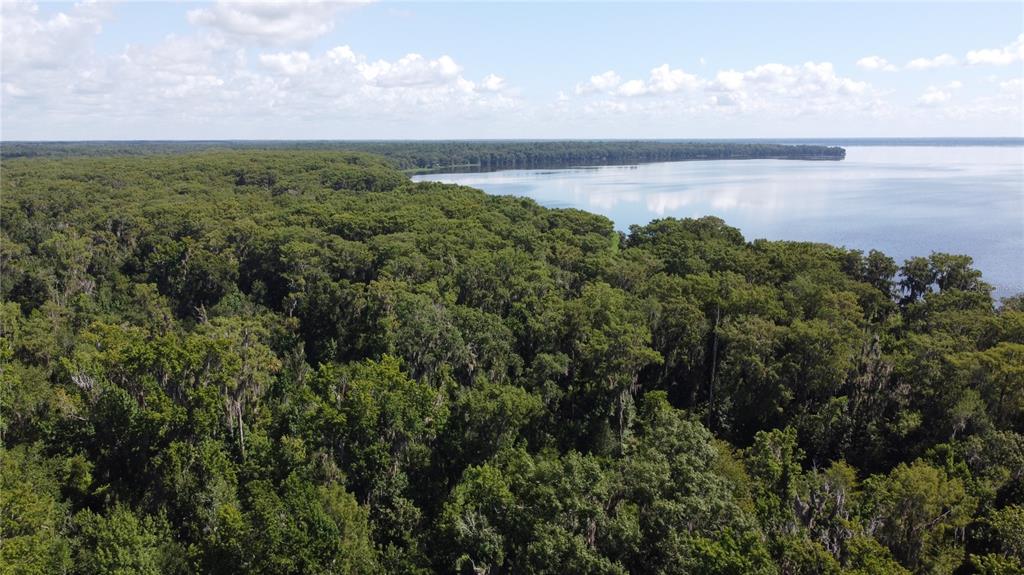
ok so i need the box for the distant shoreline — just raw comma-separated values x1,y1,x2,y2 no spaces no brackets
404,155,847,176
2,137,1020,146
6,138,1020,173
0,140,847,169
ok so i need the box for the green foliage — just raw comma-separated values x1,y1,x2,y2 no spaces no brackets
242,476,377,575
863,460,976,573
71,504,178,575
0,445,73,575
0,149,1018,574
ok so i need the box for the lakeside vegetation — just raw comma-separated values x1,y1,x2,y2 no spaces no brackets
2,150,1021,575
1,140,846,172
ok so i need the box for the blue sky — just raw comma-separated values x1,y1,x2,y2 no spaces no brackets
2,1,1022,139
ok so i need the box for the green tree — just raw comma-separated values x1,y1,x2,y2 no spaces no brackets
0,445,72,575
863,460,976,573
71,504,173,575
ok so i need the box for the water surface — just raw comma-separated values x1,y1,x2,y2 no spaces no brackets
413,146,1024,299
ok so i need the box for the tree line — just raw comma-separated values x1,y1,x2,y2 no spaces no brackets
0,140,846,171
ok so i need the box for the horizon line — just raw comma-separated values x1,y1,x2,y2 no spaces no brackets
4,137,1024,144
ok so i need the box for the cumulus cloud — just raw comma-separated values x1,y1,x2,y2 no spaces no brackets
917,86,952,106
712,70,744,92
357,53,462,88
1,3,517,138
564,60,880,124
1000,77,1023,93
1,1,110,72
617,80,647,97
575,71,622,94
912,79,1022,125
712,62,868,99
187,0,367,44
856,56,897,71
480,74,506,92
573,65,702,98
906,53,957,70
3,1,1020,138
966,34,1024,66
259,51,312,75
628,64,702,96
226,45,507,114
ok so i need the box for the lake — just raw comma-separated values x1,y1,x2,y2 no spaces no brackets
412,146,1024,300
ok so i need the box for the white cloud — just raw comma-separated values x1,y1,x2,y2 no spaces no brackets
910,82,962,110
617,80,647,97
481,74,505,92
856,56,897,71
1,1,110,72
712,62,867,99
2,4,517,140
250,47,508,113
566,60,879,125
1000,77,1023,93
712,70,744,91
187,0,367,44
906,53,957,70
2,1,1020,139
574,65,702,98
575,71,622,94
917,86,951,106
327,45,357,65
911,80,1022,126
966,34,1024,66
355,53,461,88
646,64,702,94
259,51,312,75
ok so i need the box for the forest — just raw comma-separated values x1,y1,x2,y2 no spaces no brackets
1,150,1021,575
0,140,846,171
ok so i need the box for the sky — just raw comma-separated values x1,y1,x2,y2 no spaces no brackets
2,0,1023,140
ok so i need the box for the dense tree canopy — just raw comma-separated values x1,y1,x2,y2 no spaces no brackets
1,150,1020,574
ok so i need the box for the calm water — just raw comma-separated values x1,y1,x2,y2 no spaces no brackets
413,146,1024,299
